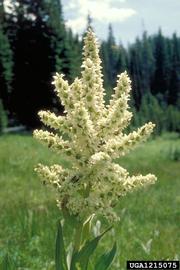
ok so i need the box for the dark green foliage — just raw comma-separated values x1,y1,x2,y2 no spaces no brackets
0,99,8,134
64,29,82,82
168,33,180,106
138,93,165,135
0,1,180,132
55,221,68,270
141,32,155,93
101,24,119,88
131,93,180,134
4,0,82,127
70,227,112,270
54,218,115,270
0,253,11,270
151,29,171,98
95,243,117,270
6,0,64,127
0,25,13,110
166,105,180,132
129,39,143,108
165,144,180,161
101,27,180,133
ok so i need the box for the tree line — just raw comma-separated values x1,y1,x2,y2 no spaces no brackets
0,0,179,134
101,25,180,134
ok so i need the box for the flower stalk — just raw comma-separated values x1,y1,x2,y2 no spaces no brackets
34,29,157,269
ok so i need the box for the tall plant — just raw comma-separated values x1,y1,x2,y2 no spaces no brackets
34,29,157,270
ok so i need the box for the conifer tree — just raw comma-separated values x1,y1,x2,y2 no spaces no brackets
168,33,180,106
116,44,128,75
66,29,82,81
101,24,118,88
141,32,155,93
129,39,142,108
138,93,165,134
7,0,68,127
0,99,7,134
0,27,13,110
166,105,180,132
0,1,13,111
152,29,170,98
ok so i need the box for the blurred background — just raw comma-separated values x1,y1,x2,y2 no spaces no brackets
0,0,180,133
0,0,180,269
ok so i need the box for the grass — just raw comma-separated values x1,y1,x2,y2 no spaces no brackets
0,134,179,269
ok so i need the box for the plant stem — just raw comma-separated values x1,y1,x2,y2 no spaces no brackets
73,222,83,253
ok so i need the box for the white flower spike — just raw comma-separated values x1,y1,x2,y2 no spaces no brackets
34,29,157,222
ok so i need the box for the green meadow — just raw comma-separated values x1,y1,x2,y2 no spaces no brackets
0,134,179,269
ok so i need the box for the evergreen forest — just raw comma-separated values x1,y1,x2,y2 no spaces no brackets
0,0,179,134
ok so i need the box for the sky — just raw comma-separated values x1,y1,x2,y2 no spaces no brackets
61,0,180,45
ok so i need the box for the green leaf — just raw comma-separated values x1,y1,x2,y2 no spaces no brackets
55,221,68,270
1,253,10,270
81,214,95,245
62,207,77,228
70,226,112,270
94,242,117,270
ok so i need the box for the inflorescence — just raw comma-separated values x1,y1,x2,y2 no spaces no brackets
34,29,157,222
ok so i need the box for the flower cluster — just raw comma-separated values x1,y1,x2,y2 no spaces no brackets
34,29,157,222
